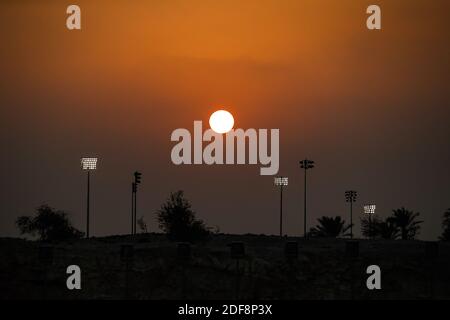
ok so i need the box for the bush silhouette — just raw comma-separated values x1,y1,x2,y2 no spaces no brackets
155,191,211,242
16,204,84,242
309,216,351,238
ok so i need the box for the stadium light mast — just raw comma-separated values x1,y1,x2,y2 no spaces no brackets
345,190,358,238
364,204,376,239
132,171,142,235
274,177,288,237
300,158,315,239
131,182,136,235
81,157,97,238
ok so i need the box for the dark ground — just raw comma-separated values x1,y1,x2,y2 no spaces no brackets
1,234,449,300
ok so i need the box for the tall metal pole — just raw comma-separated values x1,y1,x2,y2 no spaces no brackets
346,191,357,238
86,170,90,238
279,185,283,237
134,186,137,235
131,183,134,235
350,201,353,239
304,167,307,239
363,204,375,240
132,172,142,236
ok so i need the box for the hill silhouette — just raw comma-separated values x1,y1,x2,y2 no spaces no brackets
1,234,449,299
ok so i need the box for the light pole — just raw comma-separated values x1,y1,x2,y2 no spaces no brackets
363,204,376,239
300,159,314,239
345,190,357,239
132,171,142,235
81,157,97,238
131,182,136,235
274,177,288,237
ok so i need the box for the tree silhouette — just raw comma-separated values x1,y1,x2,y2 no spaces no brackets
390,207,423,240
361,215,399,239
440,208,450,241
155,190,210,242
361,215,379,239
16,204,84,242
309,216,352,238
376,218,400,240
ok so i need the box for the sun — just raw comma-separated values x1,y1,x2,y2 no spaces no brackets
209,110,234,134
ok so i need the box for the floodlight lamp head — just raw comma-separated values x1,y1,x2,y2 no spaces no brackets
274,177,288,186
81,158,97,170
345,190,357,202
134,171,142,184
300,159,315,169
364,204,376,215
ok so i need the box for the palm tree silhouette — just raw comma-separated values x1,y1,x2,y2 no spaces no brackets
309,216,352,238
390,207,423,240
361,215,399,239
377,218,400,239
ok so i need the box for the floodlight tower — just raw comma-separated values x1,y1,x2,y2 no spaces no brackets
131,182,136,235
363,204,376,239
132,171,142,235
345,190,358,238
81,158,97,238
274,177,288,237
300,158,315,239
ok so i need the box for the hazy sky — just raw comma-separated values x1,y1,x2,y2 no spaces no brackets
1,0,449,240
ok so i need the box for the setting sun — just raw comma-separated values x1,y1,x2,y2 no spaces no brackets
209,110,234,134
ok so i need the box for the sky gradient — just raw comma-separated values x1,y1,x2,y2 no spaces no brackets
1,0,449,239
